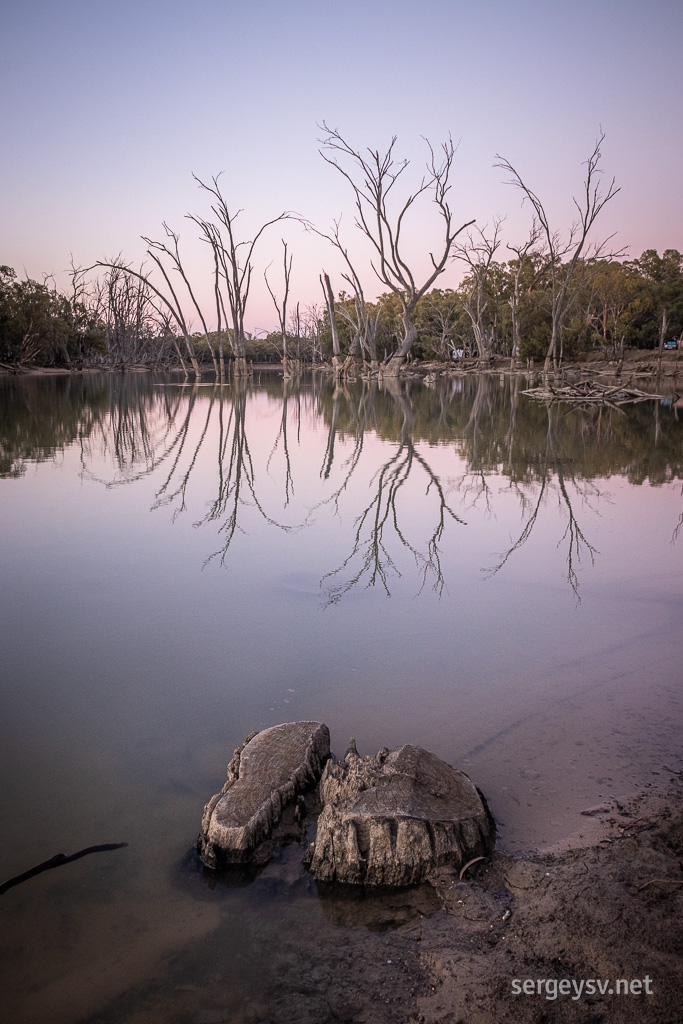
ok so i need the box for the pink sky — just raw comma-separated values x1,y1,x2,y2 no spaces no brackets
2,0,682,332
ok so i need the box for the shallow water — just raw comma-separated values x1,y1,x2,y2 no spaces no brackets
1,371,682,1022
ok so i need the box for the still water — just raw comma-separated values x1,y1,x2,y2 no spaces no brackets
1,371,682,1023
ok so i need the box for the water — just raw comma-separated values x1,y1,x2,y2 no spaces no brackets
1,371,682,1023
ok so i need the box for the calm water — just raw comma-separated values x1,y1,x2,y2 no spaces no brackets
1,371,682,1023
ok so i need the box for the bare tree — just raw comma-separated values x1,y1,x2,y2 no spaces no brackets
319,125,474,375
313,219,383,373
76,260,178,368
97,244,201,378
146,224,221,377
264,240,294,376
192,175,293,377
452,219,504,364
300,302,325,365
320,271,343,376
420,290,462,360
506,220,543,367
496,132,621,374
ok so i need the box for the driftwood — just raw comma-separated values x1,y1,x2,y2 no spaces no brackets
522,379,672,406
0,843,128,895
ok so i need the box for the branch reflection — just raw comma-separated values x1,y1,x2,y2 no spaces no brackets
317,378,465,603
2,372,681,601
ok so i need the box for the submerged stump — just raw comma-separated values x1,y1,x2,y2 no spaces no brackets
198,721,330,869
305,741,494,886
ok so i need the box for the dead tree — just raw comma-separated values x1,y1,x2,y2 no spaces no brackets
192,174,293,377
300,303,325,365
506,220,543,367
89,257,189,369
146,224,221,377
314,219,382,373
264,240,294,376
496,132,621,375
452,220,504,365
320,271,343,376
319,125,474,375
96,246,201,378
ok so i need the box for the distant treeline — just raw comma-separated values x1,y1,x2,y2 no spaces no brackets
1,249,682,370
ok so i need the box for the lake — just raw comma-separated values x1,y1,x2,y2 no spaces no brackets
1,370,682,1023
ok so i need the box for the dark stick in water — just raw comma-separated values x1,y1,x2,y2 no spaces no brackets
0,843,128,895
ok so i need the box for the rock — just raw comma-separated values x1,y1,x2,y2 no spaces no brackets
198,721,330,868
305,742,494,885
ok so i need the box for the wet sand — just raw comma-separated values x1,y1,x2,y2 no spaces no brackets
62,782,681,1024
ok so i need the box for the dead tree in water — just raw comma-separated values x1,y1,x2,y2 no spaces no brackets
319,124,474,375
313,220,382,373
192,175,293,377
264,241,295,376
496,132,620,375
320,271,343,376
96,250,201,377
144,225,221,377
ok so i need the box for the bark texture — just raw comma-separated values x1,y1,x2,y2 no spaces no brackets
306,742,494,885
198,721,330,868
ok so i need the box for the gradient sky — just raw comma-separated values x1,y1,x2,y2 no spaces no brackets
2,0,682,332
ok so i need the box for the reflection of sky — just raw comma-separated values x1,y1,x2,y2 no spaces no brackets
2,0,682,330
1,378,682,917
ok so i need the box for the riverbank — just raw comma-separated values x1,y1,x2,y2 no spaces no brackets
2,348,681,381
225,783,683,1024
77,780,682,1024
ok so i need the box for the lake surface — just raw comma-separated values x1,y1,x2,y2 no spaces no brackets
1,370,682,1023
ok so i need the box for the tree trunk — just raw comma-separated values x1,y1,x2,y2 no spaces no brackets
323,274,342,362
544,320,560,376
510,308,521,368
172,337,188,376
384,316,418,376
341,332,363,377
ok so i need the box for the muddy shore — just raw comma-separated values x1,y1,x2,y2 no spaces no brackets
80,781,682,1024
1,348,681,381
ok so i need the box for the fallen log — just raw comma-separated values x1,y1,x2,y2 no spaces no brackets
522,378,672,405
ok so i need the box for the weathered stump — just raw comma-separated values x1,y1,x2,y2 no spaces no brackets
305,741,494,885
198,721,330,868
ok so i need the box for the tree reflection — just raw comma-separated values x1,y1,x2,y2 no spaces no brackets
483,402,600,599
2,372,681,599
193,381,295,566
316,377,465,603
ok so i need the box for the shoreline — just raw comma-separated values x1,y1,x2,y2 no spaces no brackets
1,349,681,381
78,780,682,1024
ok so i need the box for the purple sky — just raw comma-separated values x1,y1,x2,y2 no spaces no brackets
2,0,682,332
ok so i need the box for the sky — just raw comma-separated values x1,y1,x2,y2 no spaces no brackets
2,0,682,333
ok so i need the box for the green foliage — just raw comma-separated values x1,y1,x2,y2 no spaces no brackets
3,247,682,370
0,266,105,366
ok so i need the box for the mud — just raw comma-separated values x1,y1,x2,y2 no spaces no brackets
82,782,683,1024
